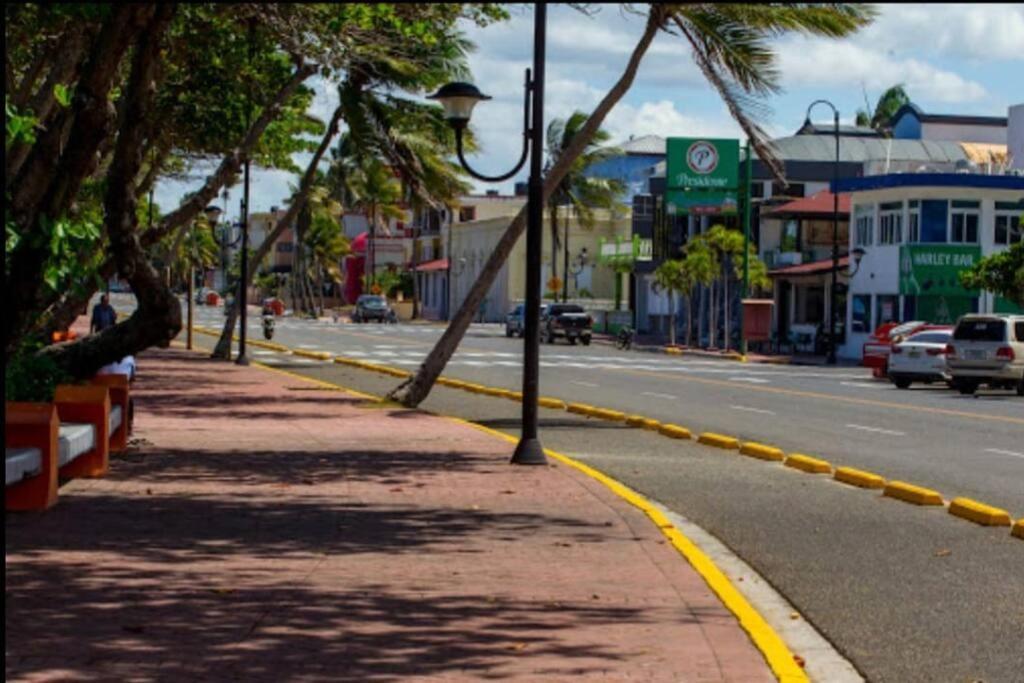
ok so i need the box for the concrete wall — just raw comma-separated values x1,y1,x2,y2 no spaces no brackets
1009,104,1024,170
920,121,1005,145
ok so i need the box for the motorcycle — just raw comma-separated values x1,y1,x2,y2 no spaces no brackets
262,311,276,340
615,325,635,351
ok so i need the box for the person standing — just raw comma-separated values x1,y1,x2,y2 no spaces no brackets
90,294,117,333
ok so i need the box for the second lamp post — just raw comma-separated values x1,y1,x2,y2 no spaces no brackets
429,2,547,466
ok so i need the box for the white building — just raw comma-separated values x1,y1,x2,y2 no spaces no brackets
835,173,1023,360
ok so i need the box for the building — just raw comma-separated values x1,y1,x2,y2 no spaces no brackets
889,103,1008,145
834,173,1024,360
248,207,296,275
585,134,668,200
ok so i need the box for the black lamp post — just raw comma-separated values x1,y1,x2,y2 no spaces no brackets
429,2,547,466
804,99,841,364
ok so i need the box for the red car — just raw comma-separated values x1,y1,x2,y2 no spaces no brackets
862,321,950,378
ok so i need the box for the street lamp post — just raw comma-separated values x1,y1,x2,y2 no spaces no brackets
429,2,547,466
804,100,841,364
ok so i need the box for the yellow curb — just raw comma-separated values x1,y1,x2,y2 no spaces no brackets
947,498,1012,527
497,389,518,399
833,466,885,489
883,481,944,506
665,347,683,355
641,418,662,431
506,391,523,401
538,397,568,410
657,423,692,440
624,414,647,427
591,408,626,422
476,386,503,397
698,433,741,450
739,442,785,462
1012,519,1024,540
567,402,594,415
293,349,332,360
784,454,832,474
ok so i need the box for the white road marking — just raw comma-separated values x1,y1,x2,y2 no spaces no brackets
730,405,776,415
840,381,883,389
730,377,770,384
571,380,600,388
984,448,1024,460
642,392,677,400
846,424,905,436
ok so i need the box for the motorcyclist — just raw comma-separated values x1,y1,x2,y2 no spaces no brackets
261,300,276,339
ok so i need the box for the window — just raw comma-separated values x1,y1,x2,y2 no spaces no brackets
875,295,899,329
878,201,903,244
276,242,294,253
771,181,805,199
633,195,654,217
907,200,920,243
953,319,1006,342
920,200,948,243
795,286,825,324
995,201,1023,245
852,295,872,333
949,200,979,244
854,204,874,247
458,206,477,222
749,181,766,199
780,219,799,252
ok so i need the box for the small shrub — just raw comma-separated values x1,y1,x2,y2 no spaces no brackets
5,348,72,402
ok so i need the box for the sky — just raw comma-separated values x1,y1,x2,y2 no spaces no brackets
154,3,1024,225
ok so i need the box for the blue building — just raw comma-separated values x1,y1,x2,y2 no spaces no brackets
585,134,666,203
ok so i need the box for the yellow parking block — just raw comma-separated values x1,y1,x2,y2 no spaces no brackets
590,408,626,422
947,498,1011,527
1012,519,1024,540
698,433,741,450
538,397,568,410
641,418,661,431
739,442,785,462
883,481,943,506
567,402,594,415
833,466,885,489
624,414,647,427
784,454,832,474
657,423,692,440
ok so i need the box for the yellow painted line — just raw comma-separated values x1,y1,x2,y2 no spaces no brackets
293,349,332,361
698,433,741,450
833,466,885,489
739,442,785,462
784,454,832,475
883,481,944,506
251,361,383,402
1012,519,1024,540
657,424,693,440
947,498,1012,527
608,366,1024,427
453,419,808,683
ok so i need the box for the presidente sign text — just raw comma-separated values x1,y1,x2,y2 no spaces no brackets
665,137,739,215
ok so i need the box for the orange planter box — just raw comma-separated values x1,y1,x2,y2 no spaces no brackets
91,374,130,451
5,403,60,511
54,384,111,479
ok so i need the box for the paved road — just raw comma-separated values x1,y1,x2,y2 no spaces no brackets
186,308,1024,682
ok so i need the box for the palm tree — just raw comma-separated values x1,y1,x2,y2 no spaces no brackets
348,157,405,293
855,84,909,135
681,235,718,348
304,195,350,315
705,225,746,350
389,4,876,407
652,256,693,346
545,111,624,302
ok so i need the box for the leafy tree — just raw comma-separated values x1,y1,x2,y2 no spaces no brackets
855,84,909,135
681,237,719,347
545,110,624,301
652,257,693,346
959,240,1024,308
389,3,875,407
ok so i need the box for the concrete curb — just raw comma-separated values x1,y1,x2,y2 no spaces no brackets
947,498,1012,527
784,454,832,475
883,481,944,506
833,466,886,490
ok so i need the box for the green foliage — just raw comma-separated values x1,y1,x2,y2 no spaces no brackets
959,241,1024,308
5,98,39,147
855,84,909,134
52,83,72,108
5,346,72,402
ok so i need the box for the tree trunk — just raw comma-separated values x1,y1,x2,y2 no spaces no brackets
685,291,693,347
387,6,665,407
549,203,559,300
212,104,343,357
317,265,325,317
668,291,676,346
39,6,179,377
723,262,731,351
562,209,570,301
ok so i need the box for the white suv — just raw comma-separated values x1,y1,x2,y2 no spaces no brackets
947,314,1024,396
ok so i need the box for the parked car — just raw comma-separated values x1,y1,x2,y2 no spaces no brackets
352,295,394,323
947,314,1024,396
194,287,211,305
505,304,525,337
862,320,949,378
541,303,592,345
887,328,953,389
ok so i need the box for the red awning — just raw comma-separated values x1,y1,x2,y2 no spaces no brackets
762,190,851,217
415,258,449,272
769,255,849,277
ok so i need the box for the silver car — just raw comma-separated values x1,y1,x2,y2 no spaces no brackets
947,314,1024,396
888,329,953,389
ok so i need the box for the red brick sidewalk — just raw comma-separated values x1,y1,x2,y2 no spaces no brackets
5,346,774,682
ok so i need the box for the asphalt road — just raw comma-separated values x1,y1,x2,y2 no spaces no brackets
188,307,1024,682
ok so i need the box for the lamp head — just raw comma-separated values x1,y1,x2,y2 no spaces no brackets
427,82,491,129
852,247,866,265
204,205,223,223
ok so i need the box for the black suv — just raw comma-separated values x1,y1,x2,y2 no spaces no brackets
541,304,592,345
352,295,395,323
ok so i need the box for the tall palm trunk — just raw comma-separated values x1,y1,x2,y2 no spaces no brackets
685,290,693,347
668,291,676,346
549,203,559,300
388,7,665,407
723,260,731,351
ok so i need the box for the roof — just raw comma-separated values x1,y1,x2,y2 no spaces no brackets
769,255,850,278
889,103,1008,128
650,137,974,178
414,258,448,272
762,190,851,217
833,173,1024,193
797,122,881,138
618,135,666,156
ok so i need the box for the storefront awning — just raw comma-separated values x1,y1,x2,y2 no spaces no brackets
769,255,849,277
415,258,449,272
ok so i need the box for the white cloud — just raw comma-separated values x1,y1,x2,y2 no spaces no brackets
603,100,743,142
776,39,988,104
865,4,1024,62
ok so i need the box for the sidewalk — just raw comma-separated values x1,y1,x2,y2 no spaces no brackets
5,346,775,682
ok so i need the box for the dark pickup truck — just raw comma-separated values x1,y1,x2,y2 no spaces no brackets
541,303,592,345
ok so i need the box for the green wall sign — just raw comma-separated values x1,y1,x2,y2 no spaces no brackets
898,244,981,296
665,138,739,215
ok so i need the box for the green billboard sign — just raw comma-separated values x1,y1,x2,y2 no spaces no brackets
665,138,739,215
898,244,981,296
